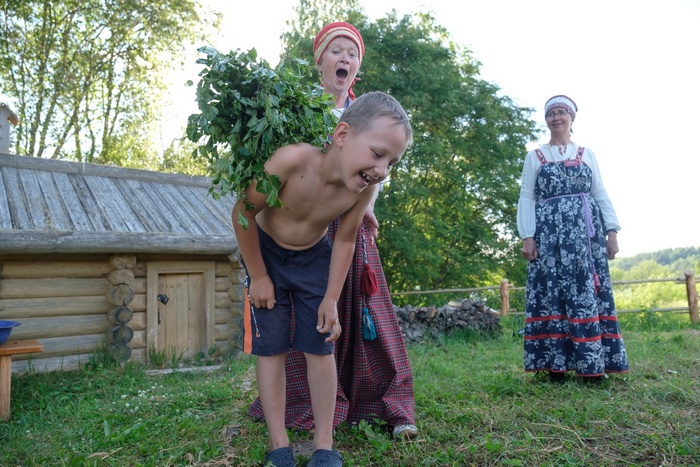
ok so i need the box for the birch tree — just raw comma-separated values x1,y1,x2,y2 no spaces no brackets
0,0,200,164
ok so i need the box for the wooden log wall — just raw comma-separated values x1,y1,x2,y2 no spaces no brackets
0,255,114,372
0,252,245,373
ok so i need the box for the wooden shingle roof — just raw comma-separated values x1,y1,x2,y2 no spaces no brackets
0,152,238,255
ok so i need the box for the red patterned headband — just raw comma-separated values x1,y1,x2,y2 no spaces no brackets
313,21,365,66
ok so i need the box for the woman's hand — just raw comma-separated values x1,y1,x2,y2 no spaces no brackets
606,231,619,260
521,237,538,261
362,208,379,241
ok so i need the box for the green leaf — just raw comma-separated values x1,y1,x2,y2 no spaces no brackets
237,211,249,230
186,46,336,216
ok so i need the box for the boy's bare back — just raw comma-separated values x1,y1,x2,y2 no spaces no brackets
249,142,375,251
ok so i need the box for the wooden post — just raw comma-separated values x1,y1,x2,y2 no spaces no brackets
685,271,699,325
0,103,19,154
500,279,510,317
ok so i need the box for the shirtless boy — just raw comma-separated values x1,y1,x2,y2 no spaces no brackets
232,91,412,467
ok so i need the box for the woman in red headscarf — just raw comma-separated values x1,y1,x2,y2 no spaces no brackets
247,21,418,440
313,21,364,108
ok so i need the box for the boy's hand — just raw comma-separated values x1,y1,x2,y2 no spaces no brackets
248,275,276,309
317,297,341,342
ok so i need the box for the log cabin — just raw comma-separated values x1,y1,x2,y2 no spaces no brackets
0,152,245,373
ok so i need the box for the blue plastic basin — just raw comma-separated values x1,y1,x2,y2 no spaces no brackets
0,321,21,345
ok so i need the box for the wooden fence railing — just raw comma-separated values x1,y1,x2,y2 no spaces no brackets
393,271,699,325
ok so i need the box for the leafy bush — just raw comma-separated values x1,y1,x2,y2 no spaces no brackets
186,47,336,226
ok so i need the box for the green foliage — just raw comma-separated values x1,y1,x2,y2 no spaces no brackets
618,310,691,332
610,254,697,311
351,419,392,459
99,118,163,171
365,14,539,293
146,345,186,369
283,0,364,45
185,47,337,220
84,344,123,371
283,9,541,294
0,0,202,161
160,137,209,176
614,246,700,272
147,345,168,369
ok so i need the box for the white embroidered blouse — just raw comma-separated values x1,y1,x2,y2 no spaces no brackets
516,142,621,239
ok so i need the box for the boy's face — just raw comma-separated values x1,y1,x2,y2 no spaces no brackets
334,116,408,192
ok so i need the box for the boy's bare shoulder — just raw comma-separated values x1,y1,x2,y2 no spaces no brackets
267,143,321,171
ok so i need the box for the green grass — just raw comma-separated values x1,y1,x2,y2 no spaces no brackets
2,318,699,466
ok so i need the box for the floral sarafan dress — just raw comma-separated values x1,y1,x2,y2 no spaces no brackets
524,148,629,376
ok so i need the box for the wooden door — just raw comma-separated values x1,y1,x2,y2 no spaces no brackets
147,262,215,361
157,272,205,359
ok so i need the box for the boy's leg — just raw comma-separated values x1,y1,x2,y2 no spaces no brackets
305,352,337,450
257,353,289,449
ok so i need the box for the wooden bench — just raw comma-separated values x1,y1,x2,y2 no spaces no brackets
0,339,43,421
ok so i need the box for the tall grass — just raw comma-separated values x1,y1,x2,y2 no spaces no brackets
1,317,698,466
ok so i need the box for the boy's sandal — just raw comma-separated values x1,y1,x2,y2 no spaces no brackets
264,447,297,467
392,424,419,439
307,449,342,467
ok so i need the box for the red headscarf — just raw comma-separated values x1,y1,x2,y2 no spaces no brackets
313,22,365,99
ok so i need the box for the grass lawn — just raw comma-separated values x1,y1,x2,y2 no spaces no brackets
1,317,699,466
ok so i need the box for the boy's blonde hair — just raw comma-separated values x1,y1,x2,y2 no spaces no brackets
339,91,413,145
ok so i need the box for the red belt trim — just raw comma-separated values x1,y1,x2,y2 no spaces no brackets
526,315,566,322
524,334,608,343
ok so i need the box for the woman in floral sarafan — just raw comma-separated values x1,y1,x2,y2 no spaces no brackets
517,95,629,383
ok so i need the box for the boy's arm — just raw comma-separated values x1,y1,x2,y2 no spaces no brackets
232,181,277,310
317,186,377,341
232,145,300,309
